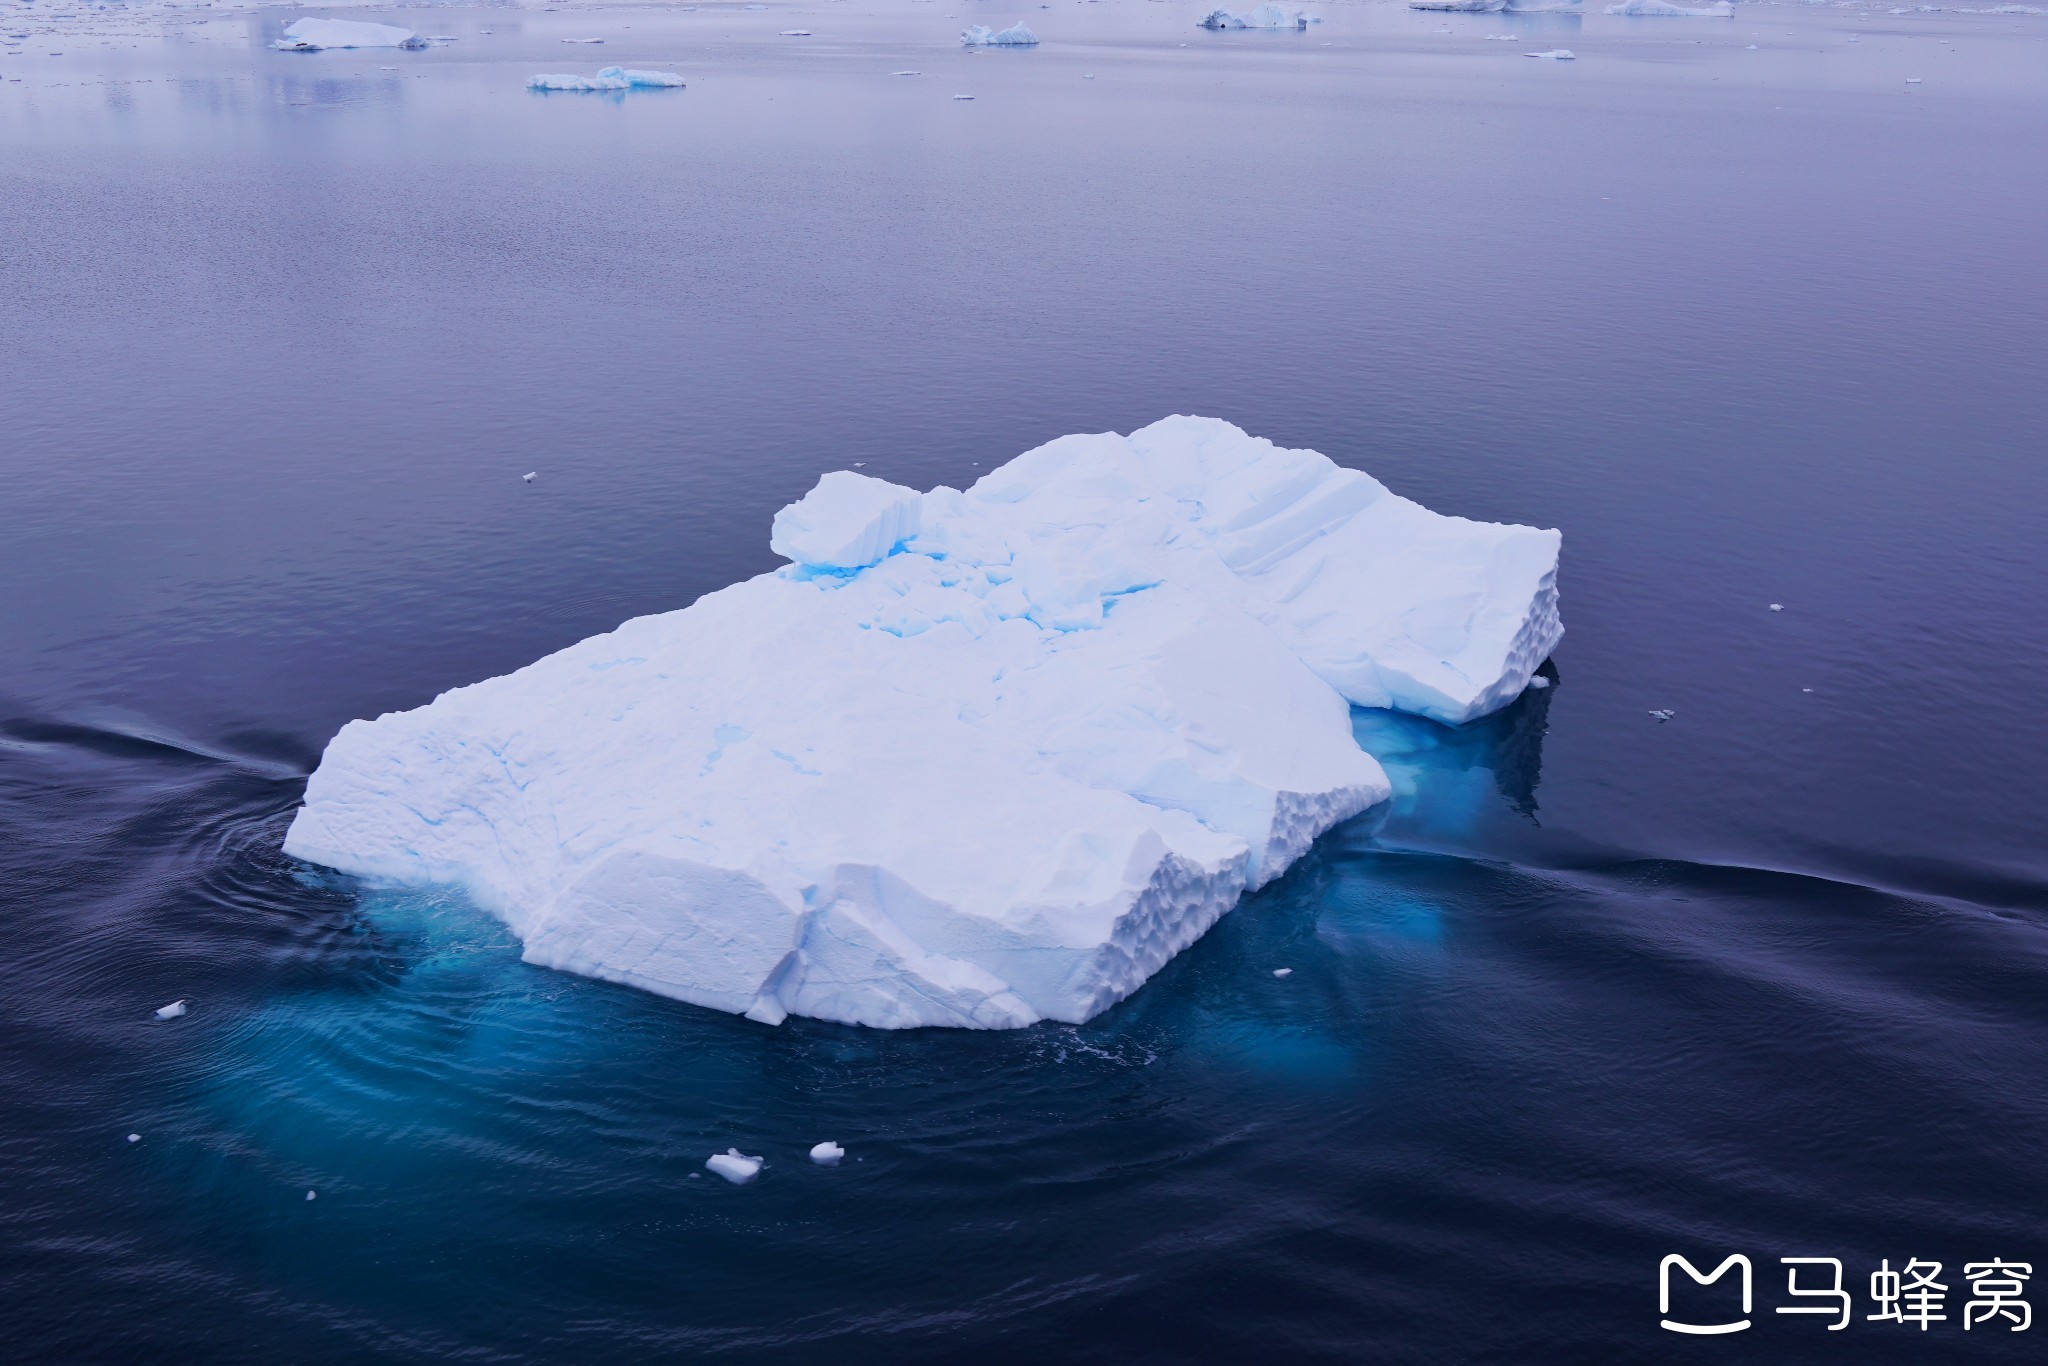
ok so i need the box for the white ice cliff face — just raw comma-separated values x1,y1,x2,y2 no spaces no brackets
272,18,427,51
283,417,1562,1030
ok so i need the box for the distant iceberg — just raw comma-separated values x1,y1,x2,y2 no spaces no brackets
273,18,427,51
284,418,1562,1031
528,67,685,91
960,21,1039,44
1197,5,1315,28
1605,0,1734,13
1409,0,1581,11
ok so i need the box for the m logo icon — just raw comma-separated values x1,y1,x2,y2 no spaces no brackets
1661,1255,1753,1335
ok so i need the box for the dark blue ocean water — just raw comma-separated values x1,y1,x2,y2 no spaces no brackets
4,2,2047,1359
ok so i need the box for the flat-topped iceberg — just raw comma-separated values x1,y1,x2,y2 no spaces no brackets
1198,5,1315,28
961,21,1039,44
273,18,427,51
528,66,686,91
284,418,1561,1030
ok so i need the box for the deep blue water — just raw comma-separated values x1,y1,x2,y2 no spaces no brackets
5,1,2048,1359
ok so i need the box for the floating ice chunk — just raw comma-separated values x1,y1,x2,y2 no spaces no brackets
892,69,922,74
528,70,628,90
523,472,538,482
1905,75,1921,82
960,21,1039,43
604,66,685,86
1528,675,1551,689
1272,967,1292,977
1197,5,1311,27
810,1140,845,1165
127,1133,141,1143
1525,47,1576,56
780,29,812,35
1769,602,1783,611
283,417,1560,1031
272,18,426,50
770,471,922,571
561,38,605,44
1649,709,1674,721
154,999,187,1019
1605,0,1735,13
305,1189,317,1201
707,1149,764,1184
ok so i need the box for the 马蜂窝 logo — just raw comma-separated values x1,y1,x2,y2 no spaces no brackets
1660,1255,1752,1335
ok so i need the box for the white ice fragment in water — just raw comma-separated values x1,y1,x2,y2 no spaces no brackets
707,1149,764,1184
891,69,922,74
1605,0,1735,13
1905,75,1921,82
154,999,187,1019
272,18,426,50
1197,5,1312,26
810,1140,846,1165
1769,603,1783,611
529,70,627,89
127,1133,141,1143
283,417,1561,1031
954,93,974,98
1528,675,1551,689
1525,47,1576,57
1649,709,1675,721
523,472,537,482
780,29,812,35
561,38,605,44
960,21,1038,43
1272,967,1292,977
305,1189,317,1200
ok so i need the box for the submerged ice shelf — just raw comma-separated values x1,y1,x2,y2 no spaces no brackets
284,418,1562,1031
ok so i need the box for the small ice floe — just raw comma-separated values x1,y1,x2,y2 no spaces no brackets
706,1148,764,1184
127,1133,141,1143
745,3,769,8
810,1140,845,1166
1649,709,1675,722
1484,32,1519,38
1525,47,1576,57
305,1189,317,1201
1801,687,1813,694
380,65,399,70
780,29,812,35
1768,602,1784,611
1528,675,1552,690
1605,0,1735,13
1905,75,1921,82
154,999,188,1020
961,21,1038,43
562,38,606,44
1272,967,1293,978
953,93,974,98
528,67,682,91
891,69,922,74
1746,42,1758,47
273,18,427,51
1082,71,1095,77
523,472,538,482
1197,4,1312,27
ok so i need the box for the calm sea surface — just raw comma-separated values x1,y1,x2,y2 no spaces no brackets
4,1,2047,1359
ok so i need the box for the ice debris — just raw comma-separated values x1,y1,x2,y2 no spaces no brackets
707,1149,764,1184
1197,5,1314,27
961,21,1039,43
1272,967,1293,977
1528,675,1551,689
528,67,683,91
154,999,187,1020
1409,0,1580,11
1769,603,1783,612
524,472,538,482
306,1190,317,1201
1526,47,1576,57
283,417,1563,1031
1650,709,1674,722
273,18,426,51
1605,0,1735,13
127,1133,141,1143
810,1141,846,1166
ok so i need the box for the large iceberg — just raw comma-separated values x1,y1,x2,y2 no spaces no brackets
273,18,427,51
1197,5,1315,28
284,418,1561,1030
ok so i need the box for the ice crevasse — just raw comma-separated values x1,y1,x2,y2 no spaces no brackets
284,418,1562,1030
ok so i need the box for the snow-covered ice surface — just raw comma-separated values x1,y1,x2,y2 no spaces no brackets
960,22,1039,45
1197,6,1314,30
272,17,424,51
284,417,1561,1031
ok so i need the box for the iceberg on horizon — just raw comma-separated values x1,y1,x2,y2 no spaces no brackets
1605,0,1734,13
1197,5,1315,28
284,418,1562,1031
273,18,427,50
960,21,1040,44
1409,0,1581,11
